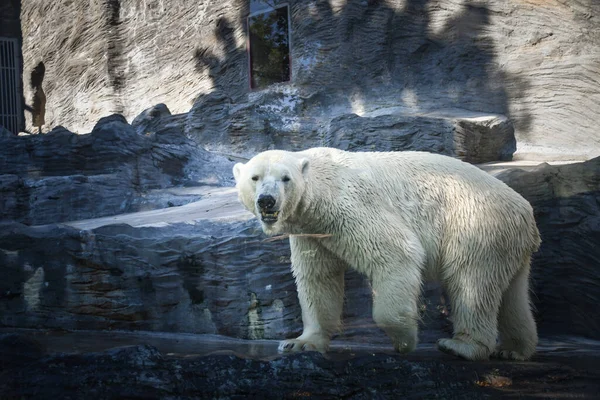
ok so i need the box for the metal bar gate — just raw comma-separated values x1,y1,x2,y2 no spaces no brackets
0,37,22,134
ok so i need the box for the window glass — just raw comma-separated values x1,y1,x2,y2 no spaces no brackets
248,4,291,89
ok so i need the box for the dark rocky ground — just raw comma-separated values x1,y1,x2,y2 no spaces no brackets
1,330,600,400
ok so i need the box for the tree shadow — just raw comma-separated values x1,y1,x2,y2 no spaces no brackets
194,16,240,87
188,0,533,152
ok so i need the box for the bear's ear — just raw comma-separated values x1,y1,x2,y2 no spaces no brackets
300,158,310,177
233,163,244,182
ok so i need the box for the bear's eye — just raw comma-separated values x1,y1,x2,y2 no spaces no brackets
282,175,290,183
251,175,259,182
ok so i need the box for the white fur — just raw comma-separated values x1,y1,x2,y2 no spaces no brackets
233,147,540,361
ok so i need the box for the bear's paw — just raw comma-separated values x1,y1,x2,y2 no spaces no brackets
278,339,326,353
437,338,492,361
491,349,528,361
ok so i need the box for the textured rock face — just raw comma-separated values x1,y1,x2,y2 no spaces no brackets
497,158,600,339
0,220,299,338
20,0,600,159
325,110,515,163
1,156,600,344
19,0,245,134
0,215,439,343
0,114,233,224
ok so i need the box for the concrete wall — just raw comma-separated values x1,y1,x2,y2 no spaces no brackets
20,0,600,159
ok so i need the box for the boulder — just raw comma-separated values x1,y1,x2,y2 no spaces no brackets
0,189,446,344
0,213,300,338
0,115,234,224
189,86,516,162
131,103,173,136
325,109,515,163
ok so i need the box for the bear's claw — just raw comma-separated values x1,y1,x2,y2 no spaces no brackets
492,349,528,361
278,339,320,353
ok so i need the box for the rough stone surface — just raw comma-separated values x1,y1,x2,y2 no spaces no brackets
0,220,299,338
1,333,599,399
20,0,600,159
497,157,600,339
1,157,599,344
325,109,515,163
131,103,173,136
0,114,233,224
0,215,442,344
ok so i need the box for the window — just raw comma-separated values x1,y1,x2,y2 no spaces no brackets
247,3,291,89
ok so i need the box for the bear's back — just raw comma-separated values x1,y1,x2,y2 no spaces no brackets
300,147,512,197
298,148,538,252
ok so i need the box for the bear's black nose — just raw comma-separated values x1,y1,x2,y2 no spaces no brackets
257,194,276,210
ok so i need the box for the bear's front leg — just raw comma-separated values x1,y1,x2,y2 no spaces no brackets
279,237,347,353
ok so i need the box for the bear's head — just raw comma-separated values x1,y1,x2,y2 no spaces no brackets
233,150,309,235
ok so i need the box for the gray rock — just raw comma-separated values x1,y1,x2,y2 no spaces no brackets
0,199,446,344
0,219,300,338
189,88,516,162
497,157,600,339
1,158,599,343
0,116,234,224
131,103,172,136
325,110,515,162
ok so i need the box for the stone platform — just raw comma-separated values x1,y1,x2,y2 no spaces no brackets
1,329,599,399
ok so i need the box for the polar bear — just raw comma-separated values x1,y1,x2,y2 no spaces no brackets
233,147,540,361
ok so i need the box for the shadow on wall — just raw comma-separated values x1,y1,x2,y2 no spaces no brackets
190,0,251,150
188,0,532,149
29,61,46,134
531,190,600,338
294,0,533,131
104,0,125,115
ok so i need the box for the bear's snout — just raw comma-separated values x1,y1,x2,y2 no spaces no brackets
257,194,279,225
257,194,276,210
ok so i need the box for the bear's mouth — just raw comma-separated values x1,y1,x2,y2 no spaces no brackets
260,210,279,224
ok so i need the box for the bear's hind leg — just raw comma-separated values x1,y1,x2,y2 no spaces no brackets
494,262,538,360
438,271,503,361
